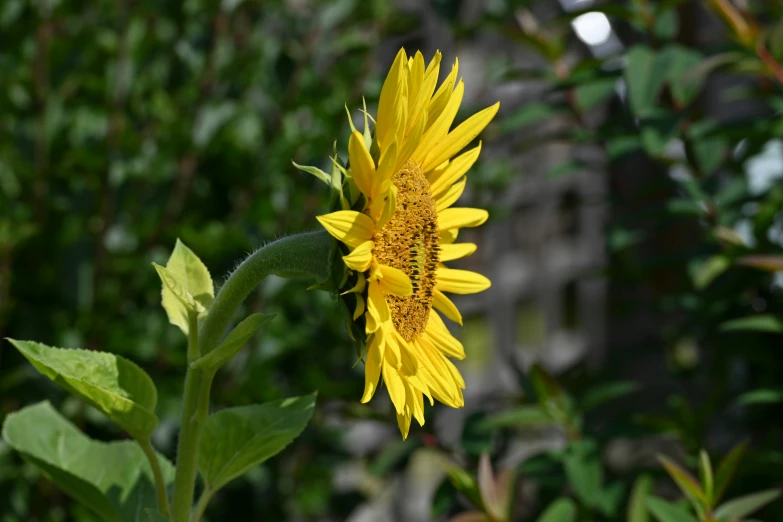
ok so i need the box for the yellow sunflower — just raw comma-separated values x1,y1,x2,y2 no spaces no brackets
317,48,499,439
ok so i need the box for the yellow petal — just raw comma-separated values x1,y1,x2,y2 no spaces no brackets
396,108,426,170
374,140,398,198
426,58,459,130
443,357,466,389
439,243,477,262
377,48,408,151
436,267,491,294
425,312,466,359
341,273,366,295
436,177,466,212
348,131,376,199
439,228,459,244
361,334,383,403
377,264,413,296
396,411,412,440
438,208,488,231
366,281,390,333
374,184,398,231
408,51,441,134
433,289,462,325
342,240,373,272
383,359,407,414
412,337,461,405
406,51,425,124
353,294,365,320
394,329,419,376
317,211,374,247
411,80,465,165
429,142,481,197
422,102,499,173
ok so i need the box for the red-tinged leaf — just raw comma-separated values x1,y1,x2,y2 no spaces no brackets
714,440,748,504
495,468,517,521
478,453,502,520
658,455,709,511
448,512,491,522
737,255,783,272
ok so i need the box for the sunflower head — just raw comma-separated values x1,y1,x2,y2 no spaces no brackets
298,48,498,439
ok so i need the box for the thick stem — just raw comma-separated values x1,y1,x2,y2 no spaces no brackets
198,230,331,355
139,439,171,517
170,231,331,521
171,313,204,522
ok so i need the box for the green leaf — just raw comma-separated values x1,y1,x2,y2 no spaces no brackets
144,510,169,522
735,389,783,406
292,160,331,185
625,46,668,118
199,393,316,491
537,497,577,522
480,405,552,430
8,340,158,440
691,256,730,290
546,159,585,179
663,45,704,106
2,402,173,522
658,455,709,512
713,489,781,521
575,78,617,112
191,313,275,371
714,440,748,504
498,103,560,134
579,381,639,412
563,441,603,509
629,475,653,522
699,450,714,505
646,497,699,522
720,315,783,333
156,239,214,335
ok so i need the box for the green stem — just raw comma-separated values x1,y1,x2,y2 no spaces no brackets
198,230,331,355
171,312,204,522
140,439,171,517
191,488,214,522
170,231,331,521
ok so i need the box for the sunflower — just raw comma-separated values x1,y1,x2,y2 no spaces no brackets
316,48,499,439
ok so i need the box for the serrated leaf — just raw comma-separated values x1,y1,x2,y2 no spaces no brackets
191,313,274,371
537,498,577,522
714,440,748,504
629,475,653,522
2,402,173,522
157,239,214,335
8,340,158,440
199,393,316,491
720,315,783,333
646,497,699,522
713,489,781,520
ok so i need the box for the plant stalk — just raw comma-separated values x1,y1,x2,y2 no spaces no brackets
140,439,171,517
170,231,331,521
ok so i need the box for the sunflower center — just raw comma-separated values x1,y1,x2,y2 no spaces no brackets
372,161,439,341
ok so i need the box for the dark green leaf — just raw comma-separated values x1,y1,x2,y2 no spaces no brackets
199,393,316,491
646,497,699,522
481,406,552,430
579,381,639,411
2,402,173,522
575,78,617,112
714,440,748,504
537,498,577,522
625,46,669,118
191,313,275,371
498,103,560,134
564,441,603,509
735,389,783,406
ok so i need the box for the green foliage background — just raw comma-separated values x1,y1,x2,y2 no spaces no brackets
2,0,783,521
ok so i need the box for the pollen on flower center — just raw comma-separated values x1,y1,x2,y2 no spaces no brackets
372,161,440,341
